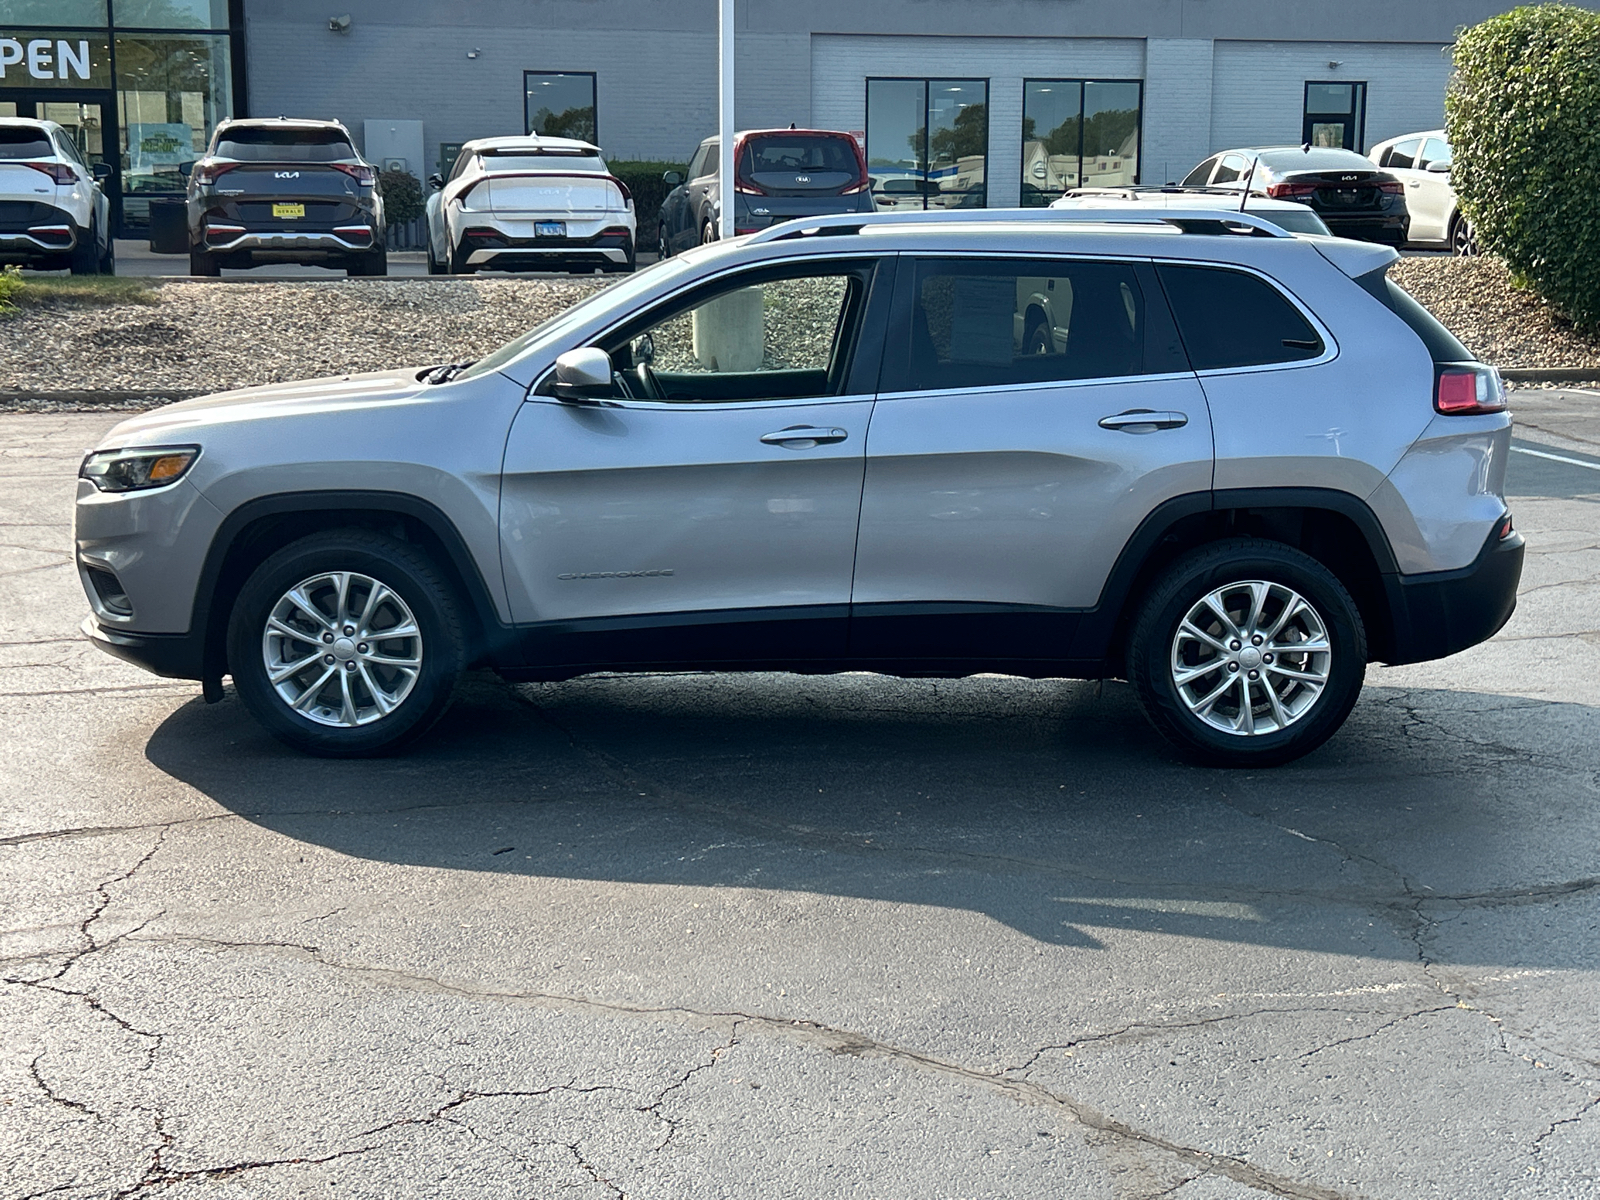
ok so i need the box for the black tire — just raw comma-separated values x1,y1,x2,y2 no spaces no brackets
348,249,388,277
1126,539,1366,768
69,222,98,275
447,238,475,275
426,239,446,274
97,233,115,275
1451,214,1477,257
657,223,671,259
1024,317,1052,356
189,246,221,276
227,530,467,757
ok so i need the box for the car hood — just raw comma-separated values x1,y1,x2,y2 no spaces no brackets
97,367,433,447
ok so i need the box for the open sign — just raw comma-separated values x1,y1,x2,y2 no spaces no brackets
0,34,111,87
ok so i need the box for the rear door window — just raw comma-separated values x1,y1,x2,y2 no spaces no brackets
893,258,1182,392
1212,154,1248,184
1157,264,1325,371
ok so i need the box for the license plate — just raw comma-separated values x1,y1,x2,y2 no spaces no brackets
535,221,566,238
272,203,304,219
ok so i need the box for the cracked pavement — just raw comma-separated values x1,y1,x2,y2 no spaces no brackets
3,395,1600,1199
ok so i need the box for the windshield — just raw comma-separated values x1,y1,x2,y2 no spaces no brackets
457,256,699,381
1254,207,1331,235
216,128,357,162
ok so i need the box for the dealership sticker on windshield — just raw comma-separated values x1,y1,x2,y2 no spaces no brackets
272,203,304,219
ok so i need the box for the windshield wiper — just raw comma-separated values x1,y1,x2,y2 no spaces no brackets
424,361,473,384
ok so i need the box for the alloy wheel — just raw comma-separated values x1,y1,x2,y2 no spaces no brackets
1169,579,1332,736
261,571,424,727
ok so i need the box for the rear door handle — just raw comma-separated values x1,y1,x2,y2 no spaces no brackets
761,426,848,448
1098,410,1188,432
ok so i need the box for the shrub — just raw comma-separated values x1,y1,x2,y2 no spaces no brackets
379,169,426,228
0,264,20,314
607,160,689,244
1448,4,1600,325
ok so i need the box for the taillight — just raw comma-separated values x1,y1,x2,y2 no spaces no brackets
1265,182,1317,199
1435,365,1507,415
192,162,238,187
24,161,77,185
606,175,633,208
840,180,871,194
734,179,767,196
1377,179,1404,195
331,162,375,185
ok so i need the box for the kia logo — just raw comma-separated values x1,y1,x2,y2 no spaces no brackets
1340,174,1360,182
274,171,299,179
795,175,811,183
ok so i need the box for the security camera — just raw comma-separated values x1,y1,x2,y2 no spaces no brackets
329,14,351,32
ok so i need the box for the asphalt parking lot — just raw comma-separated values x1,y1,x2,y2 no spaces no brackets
3,394,1598,1200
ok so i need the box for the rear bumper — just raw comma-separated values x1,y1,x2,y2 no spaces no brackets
0,214,81,258
1320,214,1409,245
82,614,204,680
199,227,378,254
1381,528,1524,665
465,227,633,269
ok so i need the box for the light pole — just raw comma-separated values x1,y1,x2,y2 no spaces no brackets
718,0,734,239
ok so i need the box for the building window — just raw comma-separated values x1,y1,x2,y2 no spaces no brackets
1303,81,1366,151
524,71,596,143
1021,79,1142,206
865,77,988,210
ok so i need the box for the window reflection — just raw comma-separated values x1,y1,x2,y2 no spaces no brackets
0,0,107,22
1021,80,1142,206
114,33,229,223
524,72,597,143
866,77,987,211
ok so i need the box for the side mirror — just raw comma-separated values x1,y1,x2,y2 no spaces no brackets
628,332,655,365
428,172,444,189
662,170,683,187
92,161,112,181
1425,161,1451,174
177,160,193,179
551,347,614,402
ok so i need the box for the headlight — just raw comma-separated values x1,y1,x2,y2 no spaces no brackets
79,445,201,492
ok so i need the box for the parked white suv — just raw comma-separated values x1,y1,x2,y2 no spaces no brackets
0,118,114,274
1368,131,1473,254
425,135,636,274
76,209,1521,766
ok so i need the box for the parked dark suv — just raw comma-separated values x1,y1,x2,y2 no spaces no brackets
657,129,875,255
186,118,387,276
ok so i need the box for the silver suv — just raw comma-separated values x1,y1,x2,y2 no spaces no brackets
74,209,1523,766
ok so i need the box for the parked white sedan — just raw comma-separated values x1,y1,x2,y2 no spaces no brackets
1368,130,1474,254
424,135,636,274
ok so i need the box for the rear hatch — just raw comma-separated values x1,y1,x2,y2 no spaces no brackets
219,165,365,227
738,133,865,198
484,172,619,214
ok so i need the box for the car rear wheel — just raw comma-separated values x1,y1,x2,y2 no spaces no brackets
227,530,466,757
426,239,446,274
1451,214,1477,257
657,224,670,259
447,238,475,275
68,221,99,275
1127,539,1366,767
189,246,220,276
97,234,115,275
348,249,388,276
700,219,716,246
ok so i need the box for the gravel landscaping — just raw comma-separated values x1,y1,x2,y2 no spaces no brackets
1,258,1597,411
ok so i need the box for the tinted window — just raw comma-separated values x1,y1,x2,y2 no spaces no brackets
216,127,356,162
1157,265,1324,371
480,153,606,174
1181,157,1216,187
903,259,1150,391
688,141,715,179
0,128,52,159
1254,207,1331,236
743,135,858,175
1385,139,1420,169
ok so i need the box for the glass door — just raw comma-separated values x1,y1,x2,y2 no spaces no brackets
865,77,988,211
1302,82,1367,151
0,90,119,228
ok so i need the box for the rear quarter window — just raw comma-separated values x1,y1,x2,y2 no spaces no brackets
1157,264,1325,371
1354,267,1472,364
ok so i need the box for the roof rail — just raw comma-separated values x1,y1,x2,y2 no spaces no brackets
745,207,1292,245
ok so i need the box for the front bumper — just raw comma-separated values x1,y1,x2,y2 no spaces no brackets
1381,527,1524,664
83,613,204,680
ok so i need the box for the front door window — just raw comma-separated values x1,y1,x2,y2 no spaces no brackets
1303,81,1367,151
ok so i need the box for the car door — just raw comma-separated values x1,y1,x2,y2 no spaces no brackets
1380,138,1431,241
849,254,1212,667
1413,137,1456,246
685,138,718,244
662,141,704,252
498,256,891,670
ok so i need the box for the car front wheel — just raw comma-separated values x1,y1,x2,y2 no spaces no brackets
227,530,466,756
1451,214,1478,256
1126,539,1366,767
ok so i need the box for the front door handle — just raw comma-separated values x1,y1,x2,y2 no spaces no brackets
761,426,848,449
1098,410,1188,432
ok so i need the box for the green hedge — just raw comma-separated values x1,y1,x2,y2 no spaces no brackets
608,160,688,245
1448,4,1600,325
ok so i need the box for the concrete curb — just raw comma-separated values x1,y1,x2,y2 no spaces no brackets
1499,368,1600,384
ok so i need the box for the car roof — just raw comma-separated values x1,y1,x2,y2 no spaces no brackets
0,118,59,135
217,117,352,134
1226,146,1382,171
1372,130,1446,147
466,135,602,155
